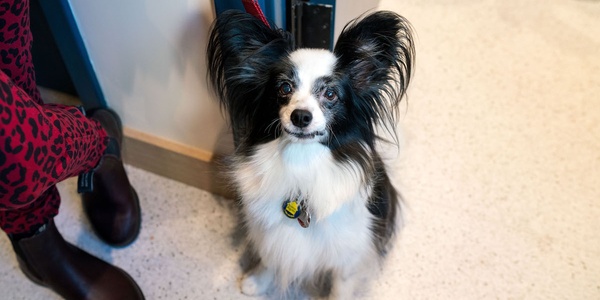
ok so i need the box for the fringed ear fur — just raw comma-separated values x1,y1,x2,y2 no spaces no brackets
207,10,294,110
207,10,294,137
333,11,415,106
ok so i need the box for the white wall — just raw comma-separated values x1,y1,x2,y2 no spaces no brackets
67,0,379,154
334,1,381,44
68,0,227,153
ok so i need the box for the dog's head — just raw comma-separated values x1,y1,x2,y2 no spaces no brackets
208,10,414,153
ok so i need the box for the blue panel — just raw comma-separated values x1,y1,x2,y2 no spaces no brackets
263,0,286,29
213,0,246,15
38,0,106,109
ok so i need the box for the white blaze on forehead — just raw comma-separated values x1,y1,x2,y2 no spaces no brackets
289,49,337,88
280,49,337,137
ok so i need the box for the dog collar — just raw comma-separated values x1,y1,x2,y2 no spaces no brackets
282,198,311,228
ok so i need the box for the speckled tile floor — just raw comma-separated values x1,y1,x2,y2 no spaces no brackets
1,0,599,299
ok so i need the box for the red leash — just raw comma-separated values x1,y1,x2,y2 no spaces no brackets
242,0,270,28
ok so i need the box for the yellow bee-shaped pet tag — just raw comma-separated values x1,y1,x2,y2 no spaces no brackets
282,199,301,219
282,199,311,228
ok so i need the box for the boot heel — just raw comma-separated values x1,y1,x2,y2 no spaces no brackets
15,255,45,286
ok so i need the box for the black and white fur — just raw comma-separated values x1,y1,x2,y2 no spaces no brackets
207,10,414,299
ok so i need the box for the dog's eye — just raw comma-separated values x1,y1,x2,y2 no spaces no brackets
324,88,337,101
279,82,293,96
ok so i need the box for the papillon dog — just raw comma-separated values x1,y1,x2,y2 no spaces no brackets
207,9,414,299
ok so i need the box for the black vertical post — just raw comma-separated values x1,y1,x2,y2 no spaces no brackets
288,0,335,50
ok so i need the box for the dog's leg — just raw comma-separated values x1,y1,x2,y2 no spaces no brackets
328,273,358,300
240,262,275,296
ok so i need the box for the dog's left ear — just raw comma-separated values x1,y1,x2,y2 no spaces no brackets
334,11,415,102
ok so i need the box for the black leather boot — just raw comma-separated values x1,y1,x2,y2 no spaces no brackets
8,219,144,300
78,108,141,247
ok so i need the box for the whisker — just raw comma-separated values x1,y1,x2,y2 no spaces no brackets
265,119,281,134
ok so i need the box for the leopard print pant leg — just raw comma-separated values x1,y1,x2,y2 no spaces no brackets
0,0,108,235
0,70,109,235
0,0,40,103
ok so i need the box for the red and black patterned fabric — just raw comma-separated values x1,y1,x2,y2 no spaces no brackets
0,0,107,235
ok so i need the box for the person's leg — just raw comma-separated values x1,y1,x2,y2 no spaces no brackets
0,0,41,104
0,0,108,235
0,71,106,232
0,0,58,235
0,0,106,236
0,1,144,298
0,67,144,300
0,0,140,245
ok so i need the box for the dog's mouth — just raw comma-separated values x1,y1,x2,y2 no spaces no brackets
283,128,326,140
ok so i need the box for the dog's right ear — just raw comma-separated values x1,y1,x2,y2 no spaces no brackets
207,10,294,108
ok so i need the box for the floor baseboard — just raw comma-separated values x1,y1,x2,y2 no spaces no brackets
122,127,234,199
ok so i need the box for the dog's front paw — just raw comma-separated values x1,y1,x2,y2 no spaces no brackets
241,274,263,296
240,265,274,296
241,274,269,296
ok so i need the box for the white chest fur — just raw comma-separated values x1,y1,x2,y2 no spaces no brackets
234,140,377,285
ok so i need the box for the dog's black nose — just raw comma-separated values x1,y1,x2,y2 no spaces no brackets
290,109,312,128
